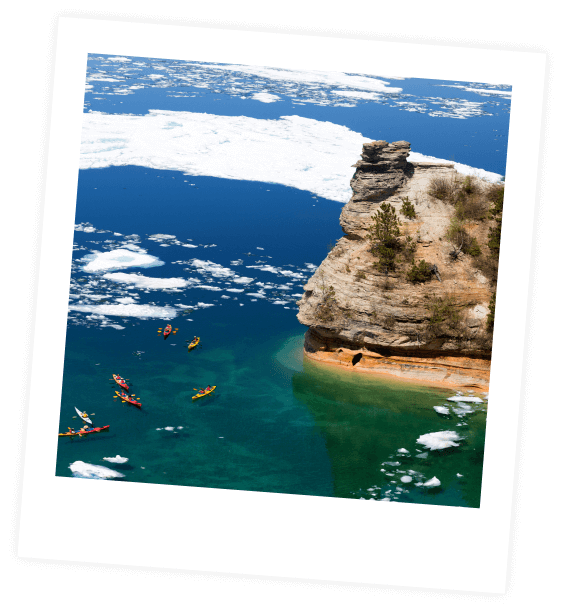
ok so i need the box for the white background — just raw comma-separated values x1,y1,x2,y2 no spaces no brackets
15,15,544,594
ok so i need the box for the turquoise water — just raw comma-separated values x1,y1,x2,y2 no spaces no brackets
57,314,486,506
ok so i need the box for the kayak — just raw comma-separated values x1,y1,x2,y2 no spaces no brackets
74,407,92,425
192,386,216,401
59,425,109,438
115,390,142,408
188,337,200,350
158,324,177,339
112,374,129,391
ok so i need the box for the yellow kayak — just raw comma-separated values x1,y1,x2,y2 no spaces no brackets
188,337,200,350
192,386,216,400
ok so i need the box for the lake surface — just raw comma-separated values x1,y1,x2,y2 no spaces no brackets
56,54,505,507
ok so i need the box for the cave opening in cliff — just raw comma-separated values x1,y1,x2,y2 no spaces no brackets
352,353,363,366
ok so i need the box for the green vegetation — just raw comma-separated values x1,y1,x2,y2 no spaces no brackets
407,259,434,283
316,284,337,323
368,202,401,247
367,203,402,273
429,175,494,260
487,184,504,255
472,183,505,283
425,294,463,338
402,235,417,261
428,176,455,201
487,291,496,331
400,197,417,219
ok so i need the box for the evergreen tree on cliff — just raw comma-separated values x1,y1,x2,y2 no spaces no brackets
367,203,401,273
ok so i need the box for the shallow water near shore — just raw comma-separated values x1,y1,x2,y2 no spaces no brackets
57,321,486,506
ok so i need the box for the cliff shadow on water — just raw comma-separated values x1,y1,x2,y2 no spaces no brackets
291,358,485,507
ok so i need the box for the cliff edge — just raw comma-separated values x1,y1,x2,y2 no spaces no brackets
297,140,501,391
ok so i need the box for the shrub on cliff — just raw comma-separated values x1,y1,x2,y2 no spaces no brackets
407,259,434,283
402,235,417,260
315,283,337,323
368,203,401,246
473,253,498,284
400,197,417,219
470,184,504,284
446,217,481,259
486,291,496,331
425,294,463,338
487,184,504,255
368,203,402,273
428,176,455,201
374,245,397,272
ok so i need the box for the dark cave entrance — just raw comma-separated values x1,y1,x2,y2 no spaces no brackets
351,353,363,366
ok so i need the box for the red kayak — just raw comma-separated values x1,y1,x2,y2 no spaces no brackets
158,324,177,339
112,374,129,391
115,390,142,408
59,425,110,438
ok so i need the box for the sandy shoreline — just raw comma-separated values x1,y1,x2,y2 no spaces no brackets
302,348,490,394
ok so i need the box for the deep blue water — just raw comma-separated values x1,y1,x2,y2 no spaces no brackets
84,55,511,175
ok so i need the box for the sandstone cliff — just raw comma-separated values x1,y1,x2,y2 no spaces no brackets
297,141,499,391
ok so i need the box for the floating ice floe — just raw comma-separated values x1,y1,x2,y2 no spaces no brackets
81,248,164,273
69,461,124,479
452,404,475,417
447,396,483,403
417,430,462,450
400,476,413,483
103,455,129,464
397,448,409,454
423,477,441,488
103,272,191,290
69,303,178,319
433,406,450,415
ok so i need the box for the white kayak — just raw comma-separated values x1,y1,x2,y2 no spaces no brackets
75,407,92,424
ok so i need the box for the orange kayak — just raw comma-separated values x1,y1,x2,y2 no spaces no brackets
112,374,129,391
115,391,142,408
59,425,110,438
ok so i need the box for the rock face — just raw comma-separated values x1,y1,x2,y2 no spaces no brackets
297,141,496,391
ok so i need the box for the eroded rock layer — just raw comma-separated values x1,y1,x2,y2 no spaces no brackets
297,140,496,390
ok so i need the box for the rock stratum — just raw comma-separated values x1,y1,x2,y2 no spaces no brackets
297,141,499,391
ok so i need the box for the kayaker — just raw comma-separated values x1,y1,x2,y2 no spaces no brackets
205,385,212,392
67,427,75,434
